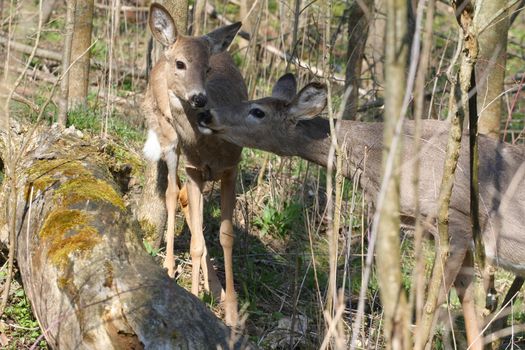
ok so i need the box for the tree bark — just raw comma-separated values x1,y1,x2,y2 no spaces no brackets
475,0,510,139
343,0,373,119
192,0,206,35
367,0,386,94
163,0,189,35
137,0,190,252
0,125,251,349
57,0,76,128
68,0,94,108
41,0,59,25
376,0,410,347
136,159,168,249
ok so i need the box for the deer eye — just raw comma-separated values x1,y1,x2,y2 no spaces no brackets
206,67,212,74
249,108,265,119
176,60,186,70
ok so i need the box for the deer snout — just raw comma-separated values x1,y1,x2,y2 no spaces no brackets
197,110,215,135
198,110,213,125
189,93,208,108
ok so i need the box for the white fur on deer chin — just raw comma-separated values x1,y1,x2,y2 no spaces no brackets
143,129,162,161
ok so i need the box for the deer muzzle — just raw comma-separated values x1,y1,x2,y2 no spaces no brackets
189,93,208,108
197,110,214,135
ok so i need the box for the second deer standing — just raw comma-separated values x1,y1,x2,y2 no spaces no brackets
198,73,525,348
142,3,247,325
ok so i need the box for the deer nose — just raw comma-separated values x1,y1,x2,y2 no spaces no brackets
198,110,212,125
190,93,207,108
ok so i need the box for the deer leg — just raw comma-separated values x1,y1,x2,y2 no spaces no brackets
455,250,483,350
185,168,206,296
220,168,238,326
163,149,180,278
179,179,223,299
178,179,189,221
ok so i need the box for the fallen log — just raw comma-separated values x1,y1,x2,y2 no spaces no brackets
0,124,251,349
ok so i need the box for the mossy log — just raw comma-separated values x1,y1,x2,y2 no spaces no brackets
1,125,250,349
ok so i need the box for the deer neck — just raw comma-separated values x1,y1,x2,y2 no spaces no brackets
292,118,383,182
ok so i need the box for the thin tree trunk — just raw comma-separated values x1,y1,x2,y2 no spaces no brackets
419,0,479,346
410,0,435,347
240,0,254,34
137,0,189,250
41,0,59,24
163,0,189,34
375,0,410,347
475,0,510,139
68,0,94,108
57,0,76,128
137,159,168,249
367,0,386,94
343,0,373,119
0,124,251,349
192,0,206,35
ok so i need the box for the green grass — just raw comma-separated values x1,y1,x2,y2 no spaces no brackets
253,200,303,239
1,286,48,349
67,105,144,144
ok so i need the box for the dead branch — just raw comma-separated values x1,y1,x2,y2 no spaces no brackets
205,3,345,85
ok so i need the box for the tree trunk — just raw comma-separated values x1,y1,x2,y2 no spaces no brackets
0,125,251,349
136,159,168,249
240,0,254,34
163,0,189,34
137,0,189,246
68,0,94,108
376,0,410,347
367,0,385,95
343,0,373,119
41,0,59,25
192,0,206,35
57,0,76,128
475,0,510,139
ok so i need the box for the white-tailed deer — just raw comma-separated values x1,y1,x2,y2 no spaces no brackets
198,74,525,347
142,3,247,325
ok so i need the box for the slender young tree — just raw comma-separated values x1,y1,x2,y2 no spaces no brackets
137,0,189,247
164,0,189,34
57,0,76,128
375,0,410,347
475,0,511,139
343,0,373,119
68,0,94,108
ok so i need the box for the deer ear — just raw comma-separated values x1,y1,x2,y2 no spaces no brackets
271,73,297,102
149,3,178,47
204,22,242,54
287,83,327,122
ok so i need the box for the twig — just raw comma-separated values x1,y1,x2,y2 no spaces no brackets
0,91,40,113
0,35,148,78
205,3,345,85
0,0,45,319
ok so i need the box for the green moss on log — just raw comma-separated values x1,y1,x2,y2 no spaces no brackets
55,176,125,210
25,159,89,200
39,209,101,268
29,157,125,269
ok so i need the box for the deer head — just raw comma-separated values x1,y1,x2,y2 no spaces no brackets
197,74,328,154
149,3,242,109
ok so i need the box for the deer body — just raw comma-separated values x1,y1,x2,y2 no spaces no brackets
162,53,244,178
142,3,247,325
272,117,525,275
199,74,525,345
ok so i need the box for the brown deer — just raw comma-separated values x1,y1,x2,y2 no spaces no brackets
198,73,525,347
142,3,247,325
